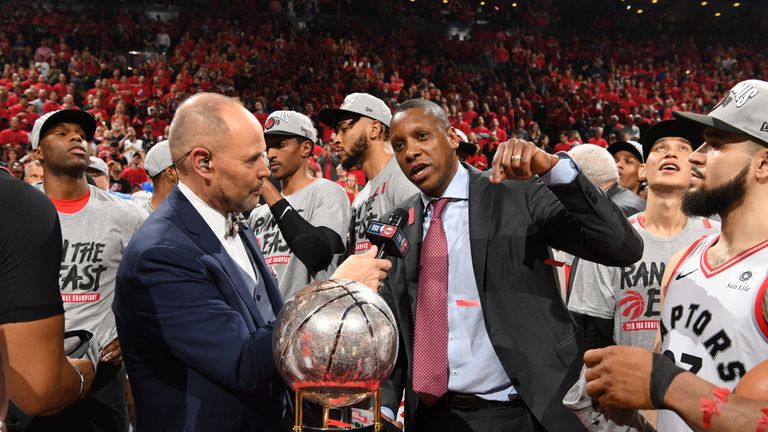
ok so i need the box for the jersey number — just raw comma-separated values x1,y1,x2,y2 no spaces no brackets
663,350,702,373
663,350,746,382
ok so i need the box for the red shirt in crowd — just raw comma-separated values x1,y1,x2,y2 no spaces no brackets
588,137,608,148
146,118,168,138
552,141,573,153
466,153,488,170
0,128,28,147
121,167,149,189
43,100,62,113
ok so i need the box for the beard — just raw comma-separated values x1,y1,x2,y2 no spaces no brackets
340,133,369,170
227,192,261,213
682,163,749,218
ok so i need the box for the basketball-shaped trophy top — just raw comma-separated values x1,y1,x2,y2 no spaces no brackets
273,279,399,407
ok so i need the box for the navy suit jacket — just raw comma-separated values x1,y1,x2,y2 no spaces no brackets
114,187,285,431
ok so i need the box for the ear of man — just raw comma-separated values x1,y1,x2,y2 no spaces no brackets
300,138,313,159
165,165,178,183
446,127,459,151
189,148,213,176
367,119,382,141
33,147,44,162
752,146,768,184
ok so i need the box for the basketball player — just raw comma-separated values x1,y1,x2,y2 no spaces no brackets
568,120,719,351
318,93,419,256
247,110,350,299
26,110,146,430
653,80,768,431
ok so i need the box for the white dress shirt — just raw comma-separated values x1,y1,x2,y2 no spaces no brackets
178,181,256,283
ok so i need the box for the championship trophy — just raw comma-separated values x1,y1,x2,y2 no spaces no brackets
273,279,399,431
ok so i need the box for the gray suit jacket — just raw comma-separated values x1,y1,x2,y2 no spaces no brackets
380,162,644,432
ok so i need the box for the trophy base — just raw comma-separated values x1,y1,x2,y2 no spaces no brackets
293,389,382,432
299,426,377,432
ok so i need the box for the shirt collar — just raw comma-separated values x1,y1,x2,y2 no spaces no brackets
177,180,227,240
420,163,469,210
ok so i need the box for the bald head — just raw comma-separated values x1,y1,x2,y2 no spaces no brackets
168,92,242,169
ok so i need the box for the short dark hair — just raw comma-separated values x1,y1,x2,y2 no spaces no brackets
394,99,451,130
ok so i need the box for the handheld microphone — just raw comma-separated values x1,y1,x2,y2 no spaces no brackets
365,208,411,259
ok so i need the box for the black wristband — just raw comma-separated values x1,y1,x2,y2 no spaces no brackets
650,352,686,409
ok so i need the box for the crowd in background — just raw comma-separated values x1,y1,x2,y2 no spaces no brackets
0,0,765,187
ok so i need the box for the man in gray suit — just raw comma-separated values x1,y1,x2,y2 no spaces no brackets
379,99,643,431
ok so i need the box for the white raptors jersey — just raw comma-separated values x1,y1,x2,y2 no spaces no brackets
657,234,768,431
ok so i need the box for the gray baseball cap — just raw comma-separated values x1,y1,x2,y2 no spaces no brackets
144,140,174,177
88,156,109,176
318,93,392,128
674,79,768,146
31,109,97,149
263,110,317,143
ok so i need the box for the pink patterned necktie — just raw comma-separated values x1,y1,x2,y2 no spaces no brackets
412,198,450,406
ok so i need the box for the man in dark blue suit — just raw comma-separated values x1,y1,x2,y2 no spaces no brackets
113,93,391,431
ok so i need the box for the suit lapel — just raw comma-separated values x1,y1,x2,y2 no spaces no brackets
240,224,284,312
403,196,424,319
167,188,266,325
465,164,494,293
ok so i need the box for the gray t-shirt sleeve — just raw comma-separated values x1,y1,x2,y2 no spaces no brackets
307,180,350,239
304,180,350,278
567,259,617,320
390,166,420,206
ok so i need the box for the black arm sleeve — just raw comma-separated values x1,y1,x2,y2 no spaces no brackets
269,199,344,273
0,173,64,324
571,312,616,350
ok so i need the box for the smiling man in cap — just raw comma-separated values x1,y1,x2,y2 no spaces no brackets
319,93,419,256
20,109,146,431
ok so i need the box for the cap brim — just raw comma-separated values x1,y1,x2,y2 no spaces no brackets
42,110,97,141
607,141,643,163
641,119,704,160
672,111,745,137
318,108,349,128
264,130,309,139
457,141,477,155
264,131,315,147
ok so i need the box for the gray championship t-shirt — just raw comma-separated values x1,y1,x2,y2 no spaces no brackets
131,190,154,213
248,178,350,300
348,157,419,255
38,184,147,363
568,213,719,350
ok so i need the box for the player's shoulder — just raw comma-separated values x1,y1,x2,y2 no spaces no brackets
91,186,148,219
691,216,720,232
311,177,346,194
